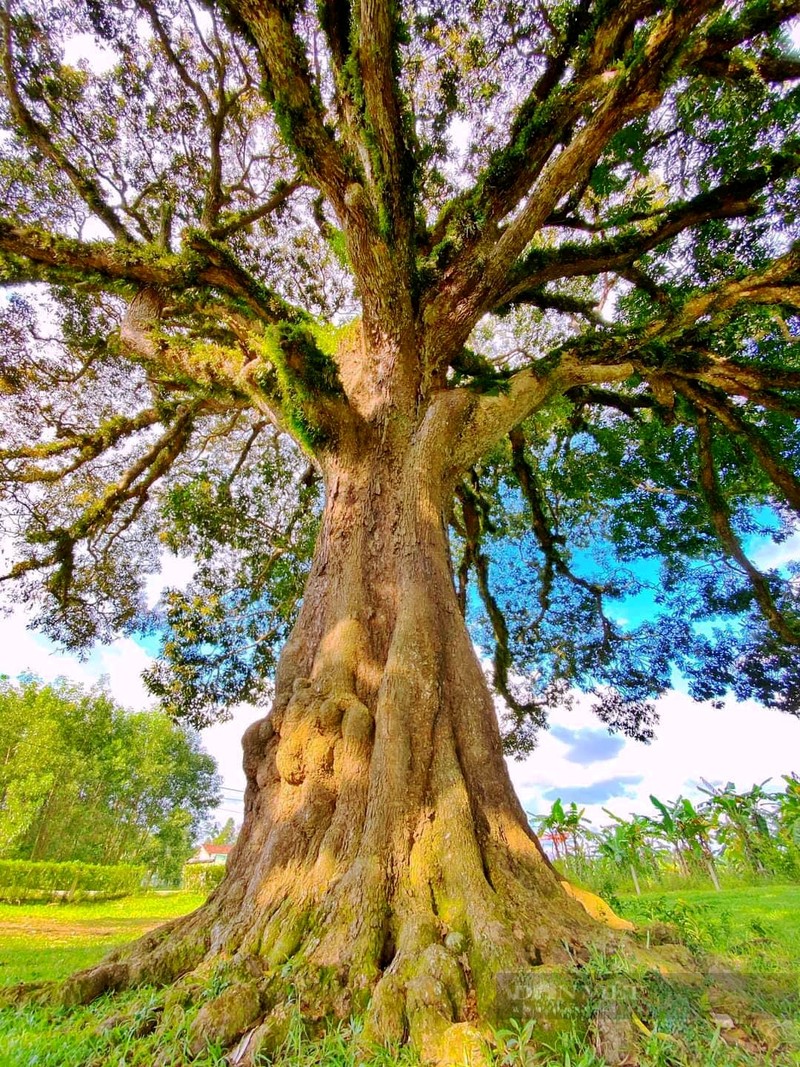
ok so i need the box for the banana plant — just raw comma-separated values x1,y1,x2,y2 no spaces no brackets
649,794,721,890
778,773,800,850
597,811,655,896
536,798,592,861
779,774,800,838
698,779,778,875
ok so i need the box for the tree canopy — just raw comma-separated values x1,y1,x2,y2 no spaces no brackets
0,676,221,883
0,0,799,742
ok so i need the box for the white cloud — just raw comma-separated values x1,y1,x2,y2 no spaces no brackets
0,609,152,707
752,531,800,571
144,552,196,608
507,689,800,829
202,703,261,797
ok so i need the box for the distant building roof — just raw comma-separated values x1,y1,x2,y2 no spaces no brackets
186,842,235,865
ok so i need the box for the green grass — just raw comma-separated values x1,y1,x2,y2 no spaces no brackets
617,884,800,963
0,892,205,986
0,887,798,1066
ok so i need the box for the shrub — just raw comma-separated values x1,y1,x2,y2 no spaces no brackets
0,859,145,902
182,863,226,893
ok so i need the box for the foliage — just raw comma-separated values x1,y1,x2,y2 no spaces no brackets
0,0,796,746
536,798,592,860
182,862,226,894
779,773,800,848
698,779,781,875
0,858,144,902
210,818,238,846
547,773,800,895
624,895,735,955
594,810,662,896
0,677,221,883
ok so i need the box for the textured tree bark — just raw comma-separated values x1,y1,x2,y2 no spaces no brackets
56,395,622,1060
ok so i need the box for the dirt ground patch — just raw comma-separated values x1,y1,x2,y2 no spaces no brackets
0,917,164,940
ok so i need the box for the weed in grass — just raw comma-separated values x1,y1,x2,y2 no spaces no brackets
493,1018,538,1065
264,1012,422,1066
202,961,234,1001
621,896,733,955
528,1027,606,1067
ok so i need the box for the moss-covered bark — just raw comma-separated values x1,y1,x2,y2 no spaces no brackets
50,400,637,1062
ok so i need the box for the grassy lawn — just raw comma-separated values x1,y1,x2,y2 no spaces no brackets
618,884,800,963
0,892,205,986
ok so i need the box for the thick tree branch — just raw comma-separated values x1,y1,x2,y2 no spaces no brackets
224,0,352,212
565,386,656,419
451,352,635,473
208,178,303,239
0,221,309,327
115,286,319,443
1,405,199,595
658,346,800,400
422,0,724,362
0,408,163,483
424,0,660,258
455,235,799,472
355,0,417,254
684,0,800,75
695,53,800,83
640,243,800,343
225,1,417,348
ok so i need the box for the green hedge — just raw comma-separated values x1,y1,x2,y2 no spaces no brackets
182,863,226,893
0,859,145,902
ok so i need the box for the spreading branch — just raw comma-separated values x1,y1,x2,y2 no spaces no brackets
1,404,199,596
224,0,352,211
451,352,635,473
674,379,800,513
0,220,308,328
0,10,133,242
694,408,799,645
421,0,727,362
455,478,548,740
495,151,800,310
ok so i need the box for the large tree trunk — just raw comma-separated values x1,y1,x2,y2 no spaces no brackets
58,400,626,1061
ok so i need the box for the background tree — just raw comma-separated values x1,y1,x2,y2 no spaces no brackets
1,0,799,1054
210,817,239,846
0,677,221,884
